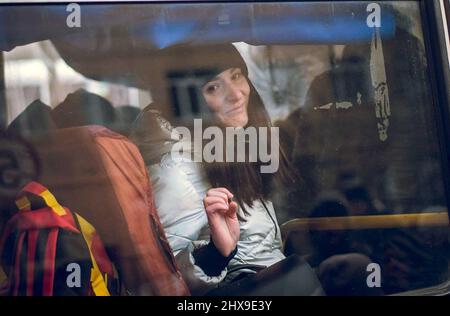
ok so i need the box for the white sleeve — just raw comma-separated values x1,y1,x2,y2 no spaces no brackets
148,155,228,295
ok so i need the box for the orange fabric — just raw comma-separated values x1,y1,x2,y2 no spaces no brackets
32,126,189,295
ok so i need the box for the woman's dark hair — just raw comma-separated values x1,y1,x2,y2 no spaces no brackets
154,43,298,218
196,44,297,218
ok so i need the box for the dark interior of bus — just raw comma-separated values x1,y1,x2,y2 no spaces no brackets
0,1,449,296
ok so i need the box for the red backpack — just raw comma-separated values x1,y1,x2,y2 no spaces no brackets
0,181,119,296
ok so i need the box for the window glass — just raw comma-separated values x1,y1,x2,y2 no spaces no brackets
0,1,448,296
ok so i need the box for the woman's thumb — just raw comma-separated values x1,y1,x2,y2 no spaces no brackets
228,201,238,216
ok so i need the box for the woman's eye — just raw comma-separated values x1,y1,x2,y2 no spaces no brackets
232,72,242,80
205,84,220,93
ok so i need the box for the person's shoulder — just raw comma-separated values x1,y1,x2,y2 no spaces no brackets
148,142,210,207
149,140,205,185
158,139,198,167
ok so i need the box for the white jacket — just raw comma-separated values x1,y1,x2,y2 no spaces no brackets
148,145,285,295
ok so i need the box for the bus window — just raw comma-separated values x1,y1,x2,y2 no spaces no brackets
0,1,449,296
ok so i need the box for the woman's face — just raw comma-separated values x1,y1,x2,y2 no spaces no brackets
202,68,250,127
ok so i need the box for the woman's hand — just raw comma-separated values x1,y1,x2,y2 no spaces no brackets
203,187,240,257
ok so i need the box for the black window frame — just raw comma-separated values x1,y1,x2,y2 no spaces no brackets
420,0,450,224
